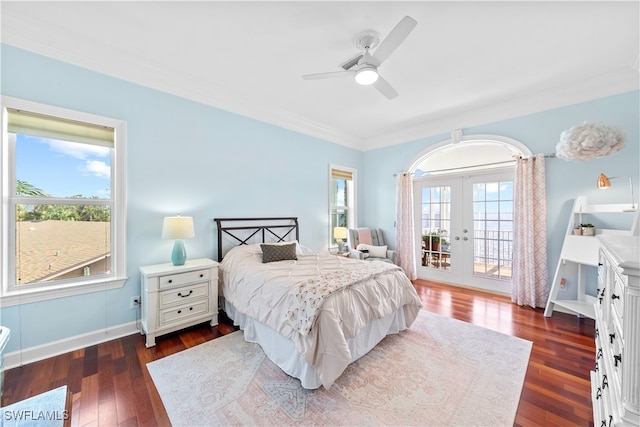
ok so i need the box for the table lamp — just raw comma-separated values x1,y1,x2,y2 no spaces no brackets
334,226,347,253
597,173,636,211
162,216,195,265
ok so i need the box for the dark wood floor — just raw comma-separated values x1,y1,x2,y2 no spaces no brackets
3,279,595,426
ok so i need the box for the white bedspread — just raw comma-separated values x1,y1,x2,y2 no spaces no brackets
219,244,422,388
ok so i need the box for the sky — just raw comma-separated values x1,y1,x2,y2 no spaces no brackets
16,134,111,198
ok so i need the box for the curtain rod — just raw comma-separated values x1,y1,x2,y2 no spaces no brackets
393,153,556,176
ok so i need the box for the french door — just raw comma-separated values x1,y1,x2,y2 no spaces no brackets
414,170,514,294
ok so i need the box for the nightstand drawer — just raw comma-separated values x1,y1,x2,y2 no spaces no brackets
159,269,210,289
159,300,209,326
159,282,209,308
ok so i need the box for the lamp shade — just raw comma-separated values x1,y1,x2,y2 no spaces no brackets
355,66,379,85
162,216,195,239
333,226,347,240
597,173,611,189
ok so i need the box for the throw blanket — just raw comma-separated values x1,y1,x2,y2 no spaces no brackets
287,261,400,335
358,228,373,245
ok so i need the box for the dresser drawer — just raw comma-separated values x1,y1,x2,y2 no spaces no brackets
159,282,209,308
610,273,624,322
159,299,209,326
609,322,623,383
159,269,210,289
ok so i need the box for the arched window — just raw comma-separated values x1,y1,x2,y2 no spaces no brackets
410,133,531,294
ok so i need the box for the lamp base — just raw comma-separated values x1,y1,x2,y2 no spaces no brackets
171,240,187,266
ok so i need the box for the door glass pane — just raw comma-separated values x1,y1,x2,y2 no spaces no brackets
472,181,513,279
420,186,451,270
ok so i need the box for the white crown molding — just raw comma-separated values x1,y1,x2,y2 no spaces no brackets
363,67,640,151
2,8,637,153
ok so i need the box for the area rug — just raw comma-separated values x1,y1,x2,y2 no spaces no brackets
147,310,532,426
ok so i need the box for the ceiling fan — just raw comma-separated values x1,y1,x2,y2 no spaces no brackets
302,16,417,100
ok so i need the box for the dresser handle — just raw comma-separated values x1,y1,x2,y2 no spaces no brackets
611,293,620,300
609,332,615,344
597,348,603,360
595,328,599,338
200,273,204,278
178,290,193,298
614,354,622,367
602,374,608,389
596,387,602,400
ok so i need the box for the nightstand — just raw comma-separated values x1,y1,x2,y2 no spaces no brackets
140,258,219,348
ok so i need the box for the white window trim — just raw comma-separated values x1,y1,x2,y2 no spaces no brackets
1,96,127,307
328,164,357,250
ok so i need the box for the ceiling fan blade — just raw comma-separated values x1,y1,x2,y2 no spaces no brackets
370,16,417,66
302,70,353,80
372,75,398,100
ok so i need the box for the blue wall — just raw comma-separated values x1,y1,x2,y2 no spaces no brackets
0,44,363,353
1,43,638,355
362,90,639,296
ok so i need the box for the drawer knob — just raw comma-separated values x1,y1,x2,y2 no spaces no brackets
609,332,615,344
614,354,622,367
168,279,173,283
177,309,181,314
200,274,204,278
178,290,193,298
602,374,608,389
611,293,620,300
596,387,602,400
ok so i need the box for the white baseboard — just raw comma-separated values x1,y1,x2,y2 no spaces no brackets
4,321,141,370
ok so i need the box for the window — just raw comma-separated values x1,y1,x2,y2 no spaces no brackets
329,165,356,249
1,96,127,306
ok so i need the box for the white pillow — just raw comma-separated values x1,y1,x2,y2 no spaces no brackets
357,244,387,258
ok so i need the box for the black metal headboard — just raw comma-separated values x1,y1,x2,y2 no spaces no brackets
214,217,299,262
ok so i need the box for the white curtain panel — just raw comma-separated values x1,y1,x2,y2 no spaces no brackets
396,173,417,280
512,155,550,308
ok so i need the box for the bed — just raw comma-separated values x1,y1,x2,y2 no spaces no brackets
214,217,422,389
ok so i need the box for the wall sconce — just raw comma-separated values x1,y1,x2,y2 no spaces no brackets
333,226,347,253
597,173,636,211
162,216,195,266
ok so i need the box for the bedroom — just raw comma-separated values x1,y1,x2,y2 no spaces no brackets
1,1,639,426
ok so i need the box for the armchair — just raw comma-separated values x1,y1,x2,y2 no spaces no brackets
347,228,398,265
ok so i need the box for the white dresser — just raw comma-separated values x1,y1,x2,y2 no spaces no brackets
591,235,639,427
140,258,219,347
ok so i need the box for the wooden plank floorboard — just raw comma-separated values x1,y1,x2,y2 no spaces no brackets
2,279,595,426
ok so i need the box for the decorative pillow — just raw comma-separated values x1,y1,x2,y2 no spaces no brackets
356,244,387,259
260,242,298,263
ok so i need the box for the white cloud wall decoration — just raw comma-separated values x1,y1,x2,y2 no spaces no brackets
556,122,625,161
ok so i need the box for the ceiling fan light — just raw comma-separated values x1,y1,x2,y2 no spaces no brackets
355,67,378,85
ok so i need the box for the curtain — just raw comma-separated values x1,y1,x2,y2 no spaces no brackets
511,155,549,308
396,173,417,280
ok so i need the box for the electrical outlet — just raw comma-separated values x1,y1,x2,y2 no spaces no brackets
130,296,140,309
